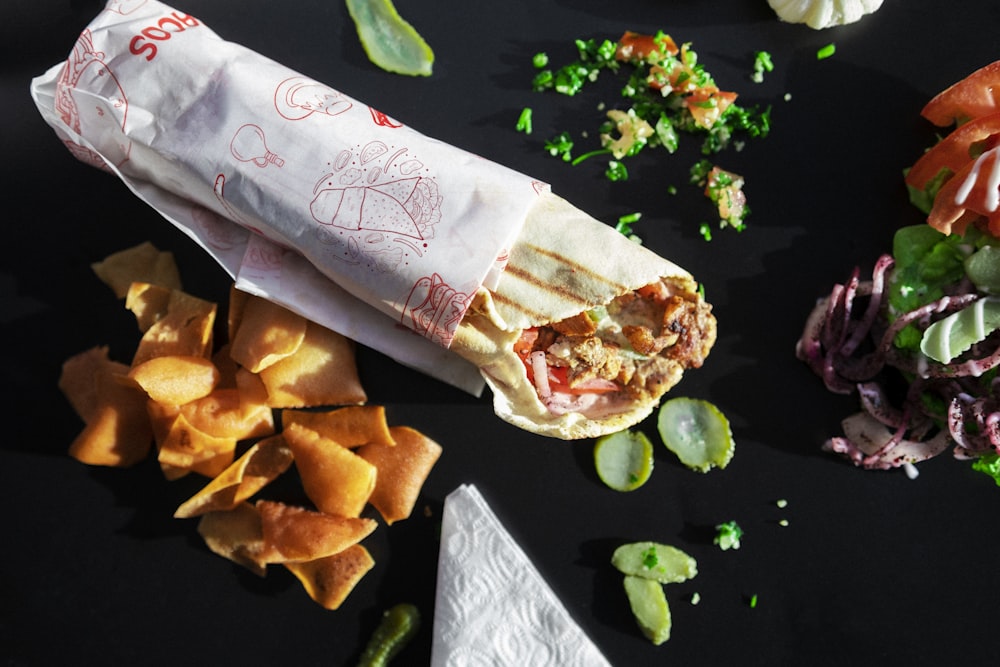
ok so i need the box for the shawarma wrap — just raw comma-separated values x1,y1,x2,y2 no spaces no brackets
30,0,715,440
452,192,716,440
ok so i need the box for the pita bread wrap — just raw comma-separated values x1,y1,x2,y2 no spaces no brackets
29,0,715,440
452,192,717,440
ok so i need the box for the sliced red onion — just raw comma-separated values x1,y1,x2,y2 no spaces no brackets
529,351,551,398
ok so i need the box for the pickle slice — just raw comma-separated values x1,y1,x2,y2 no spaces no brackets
611,542,698,584
657,397,735,472
623,575,672,645
345,0,434,77
593,429,654,491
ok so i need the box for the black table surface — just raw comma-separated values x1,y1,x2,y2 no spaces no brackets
4,1,999,665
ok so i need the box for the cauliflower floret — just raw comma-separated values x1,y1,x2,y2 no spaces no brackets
767,0,884,30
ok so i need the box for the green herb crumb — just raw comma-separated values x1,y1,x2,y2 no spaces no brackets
516,107,533,134
816,43,836,60
699,223,713,242
714,520,744,551
751,51,773,83
972,452,1000,486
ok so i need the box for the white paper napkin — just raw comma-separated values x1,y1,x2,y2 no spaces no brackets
432,484,612,666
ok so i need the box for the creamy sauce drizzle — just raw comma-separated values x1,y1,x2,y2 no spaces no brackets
956,146,1000,213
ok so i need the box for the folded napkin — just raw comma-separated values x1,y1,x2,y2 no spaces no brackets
432,484,611,666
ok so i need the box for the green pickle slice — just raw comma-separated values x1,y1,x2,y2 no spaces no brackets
623,575,672,645
657,397,735,472
593,429,654,491
345,0,435,77
611,542,698,584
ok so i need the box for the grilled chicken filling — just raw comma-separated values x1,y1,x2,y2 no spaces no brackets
516,282,716,414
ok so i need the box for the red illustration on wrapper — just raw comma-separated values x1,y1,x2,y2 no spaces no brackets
404,274,471,347
56,29,132,170
274,77,353,121
230,124,285,168
308,138,441,275
369,106,404,128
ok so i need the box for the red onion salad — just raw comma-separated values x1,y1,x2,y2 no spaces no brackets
795,253,1000,476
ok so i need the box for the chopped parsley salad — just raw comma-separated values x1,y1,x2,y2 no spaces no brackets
796,60,1000,485
519,31,772,241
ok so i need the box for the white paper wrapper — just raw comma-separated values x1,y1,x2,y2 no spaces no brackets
432,484,612,666
31,0,551,395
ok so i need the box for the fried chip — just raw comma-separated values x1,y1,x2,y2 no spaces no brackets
197,502,267,576
283,544,375,610
66,371,153,467
60,346,152,467
146,399,180,446
58,346,130,423
124,282,174,333
256,500,377,564
129,355,220,405
156,412,237,479
179,387,275,441
229,294,308,373
211,342,240,389
281,406,395,449
226,284,250,342
132,287,217,365
174,436,294,519
357,425,443,524
282,422,376,518
92,241,182,299
258,321,367,408
236,366,272,409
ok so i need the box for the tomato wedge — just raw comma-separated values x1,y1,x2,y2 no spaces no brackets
921,60,1000,127
906,111,1000,191
927,146,1000,236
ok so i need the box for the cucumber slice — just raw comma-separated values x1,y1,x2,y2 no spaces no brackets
657,397,735,472
345,0,434,77
593,430,654,491
623,575,672,645
611,542,698,584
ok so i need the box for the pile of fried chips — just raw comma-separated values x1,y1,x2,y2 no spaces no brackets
58,242,443,610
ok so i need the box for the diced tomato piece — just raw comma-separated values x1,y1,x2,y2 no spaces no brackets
927,146,1000,236
906,112,1000,191
616,31,678,63
921,60,1000,127
686,89,738,129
